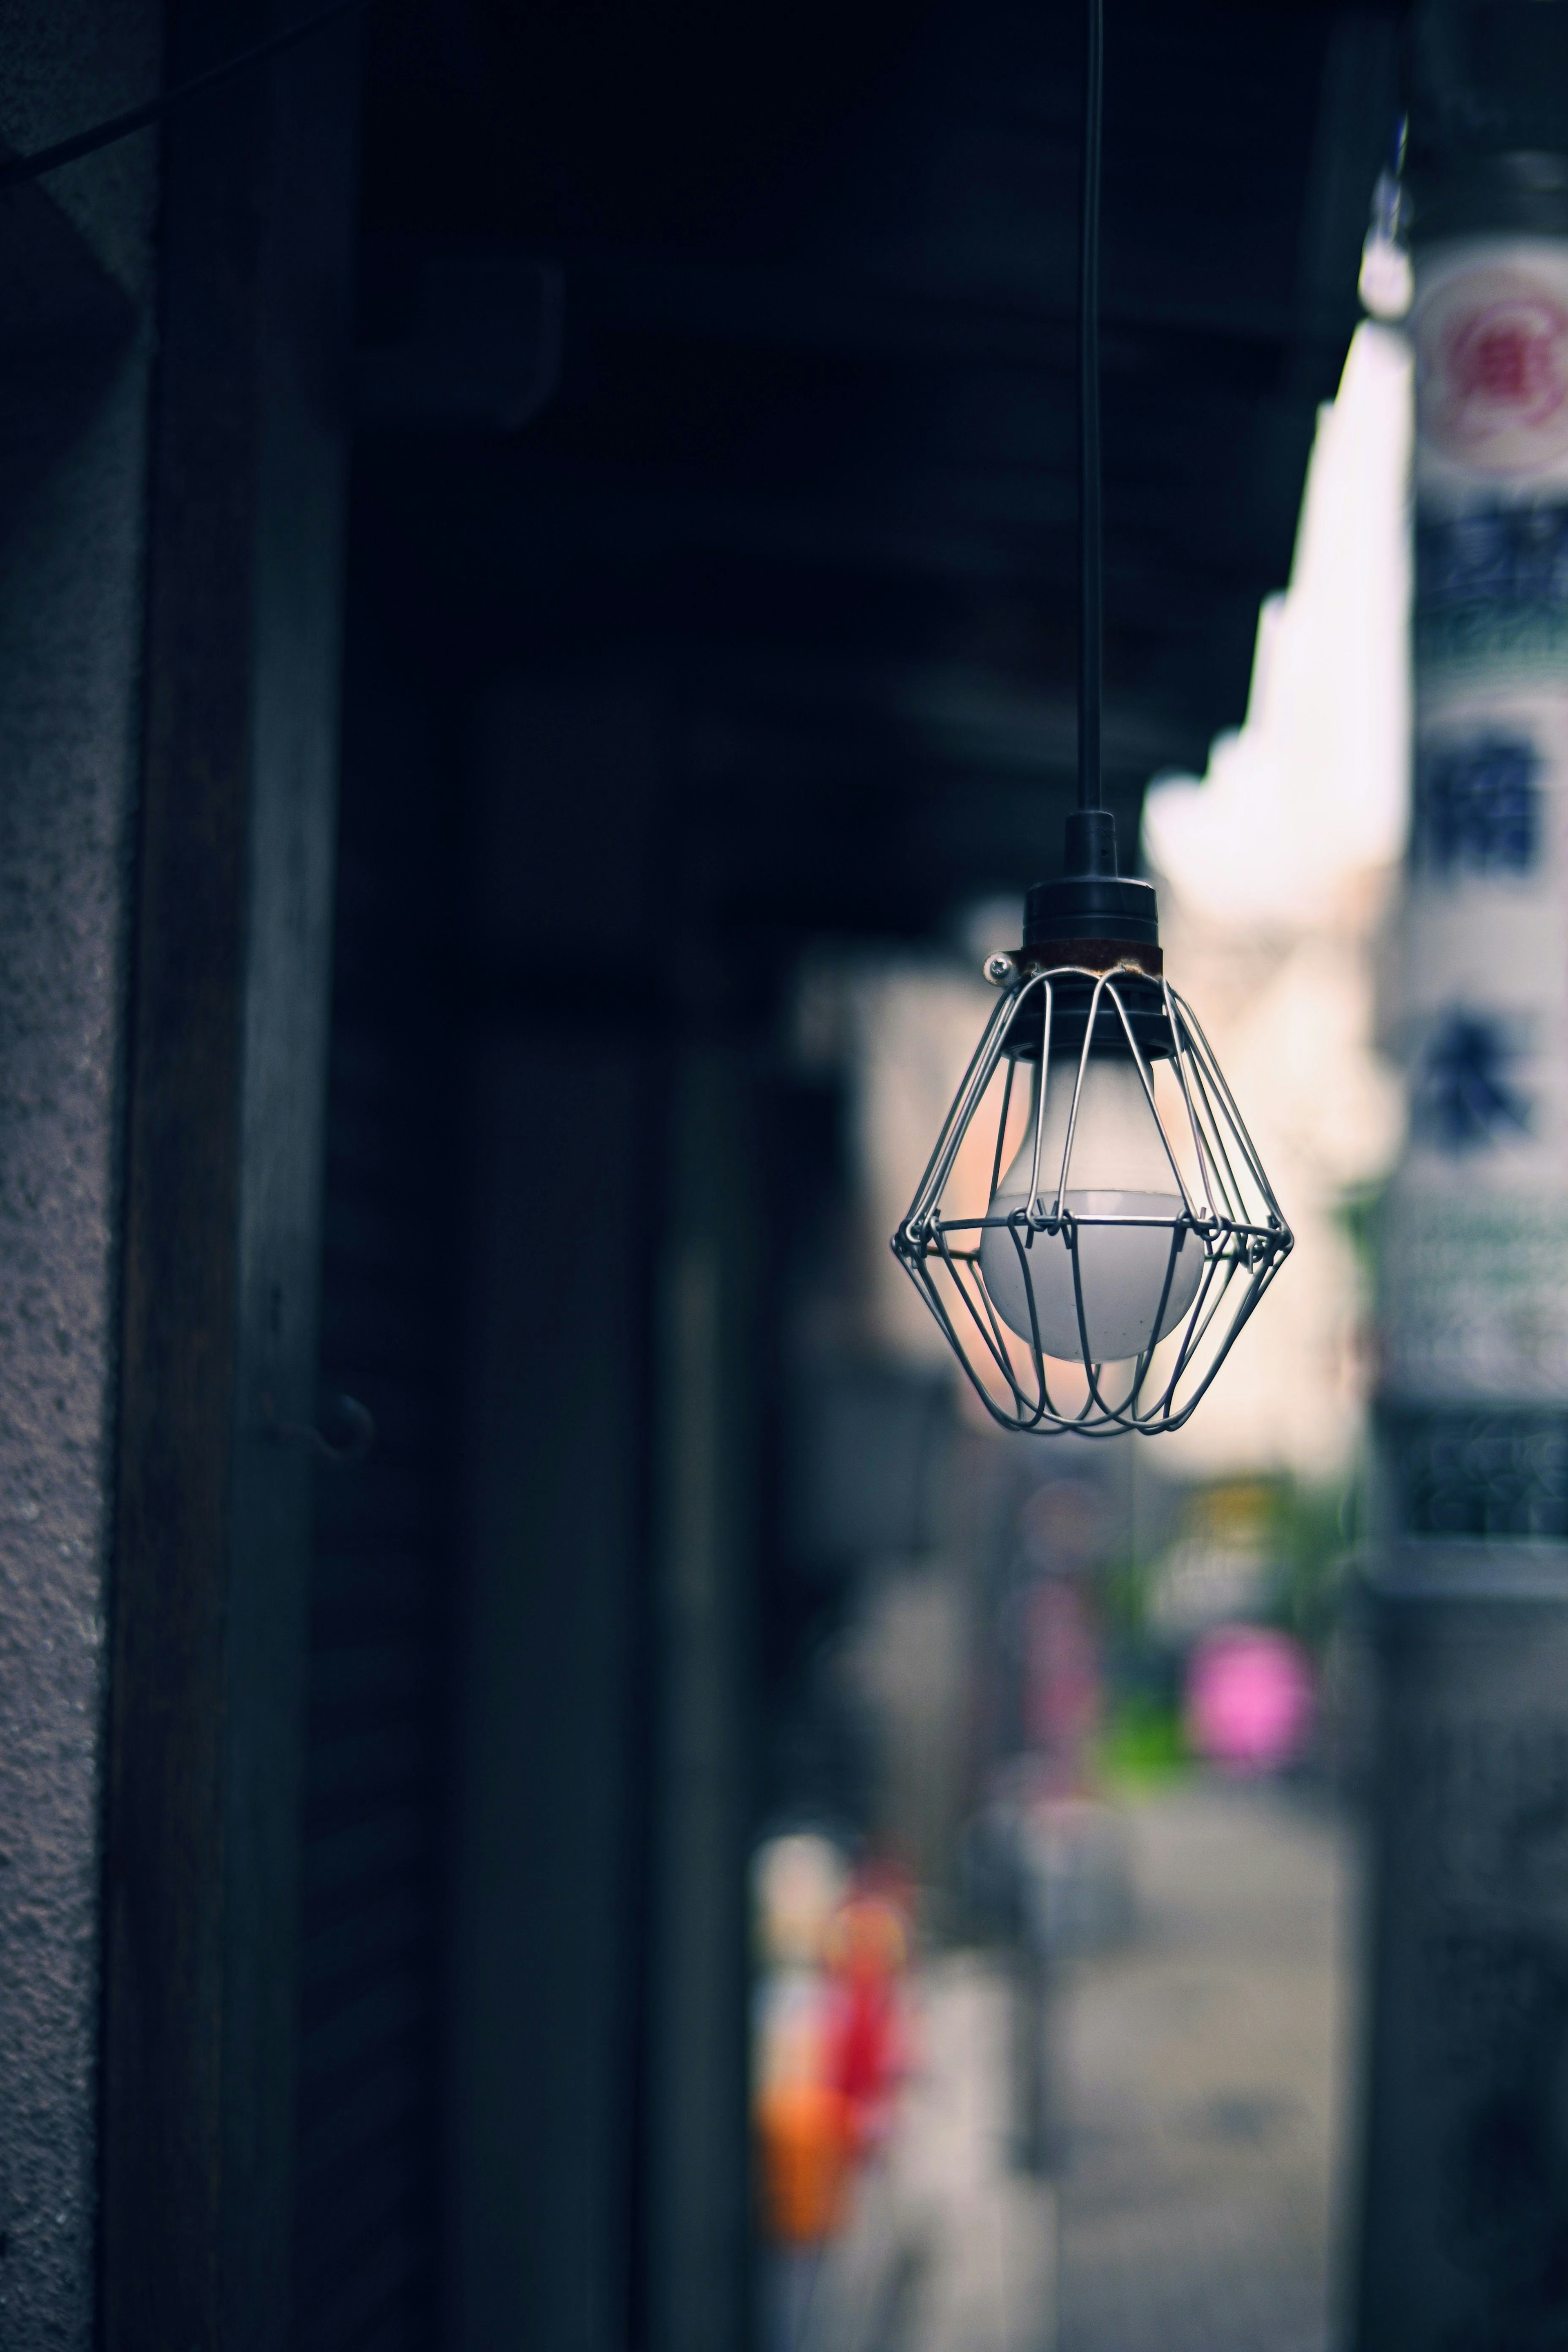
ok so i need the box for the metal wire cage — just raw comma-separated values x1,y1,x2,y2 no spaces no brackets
891,956,1293,1437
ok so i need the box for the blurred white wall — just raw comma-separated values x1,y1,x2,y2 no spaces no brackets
1141,323,1412,1480
827,322,1413,1483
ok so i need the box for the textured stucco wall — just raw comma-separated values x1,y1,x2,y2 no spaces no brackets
0,12,158,2344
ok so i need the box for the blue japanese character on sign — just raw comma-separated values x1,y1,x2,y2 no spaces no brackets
1414,734,1541,876
1416,502,1568,662
1417,503,1568,619
1412,1011,1532,1151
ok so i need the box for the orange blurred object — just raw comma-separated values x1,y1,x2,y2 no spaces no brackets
755,2079,853,2243
752,1854,914,2243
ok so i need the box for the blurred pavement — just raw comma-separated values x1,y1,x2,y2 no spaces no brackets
793,1780,1354,2352
1058,1781,1355,2352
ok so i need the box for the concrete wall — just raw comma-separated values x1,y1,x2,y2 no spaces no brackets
0,11,160,2345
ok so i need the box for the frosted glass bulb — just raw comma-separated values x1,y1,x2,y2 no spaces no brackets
979,1054,1202,1361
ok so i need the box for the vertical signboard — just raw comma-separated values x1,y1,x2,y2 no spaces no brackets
1359,229,1568,2348
1385,243,1568,1437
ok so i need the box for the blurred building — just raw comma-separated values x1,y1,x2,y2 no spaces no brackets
0,4,1401,2348
1142,319,1412,1487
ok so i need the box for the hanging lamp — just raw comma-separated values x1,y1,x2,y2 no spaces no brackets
891,0,1292,1437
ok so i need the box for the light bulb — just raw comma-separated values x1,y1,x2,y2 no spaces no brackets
979,1051,1202,1361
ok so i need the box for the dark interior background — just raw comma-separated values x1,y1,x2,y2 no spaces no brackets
291,1,1400,2341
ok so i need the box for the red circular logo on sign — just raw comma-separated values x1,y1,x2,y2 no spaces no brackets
1419,270,1568,472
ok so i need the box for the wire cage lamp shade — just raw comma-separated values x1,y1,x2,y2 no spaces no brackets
891,900,1292,1438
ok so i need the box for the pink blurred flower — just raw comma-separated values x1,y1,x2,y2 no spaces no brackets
1184,1626,1314,1773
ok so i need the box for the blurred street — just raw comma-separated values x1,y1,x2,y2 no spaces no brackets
796,1781,1354,2352
1058,1782,1355,2352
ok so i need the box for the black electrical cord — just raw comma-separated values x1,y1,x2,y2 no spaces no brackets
1077,0,1104,818
0,0,371,194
